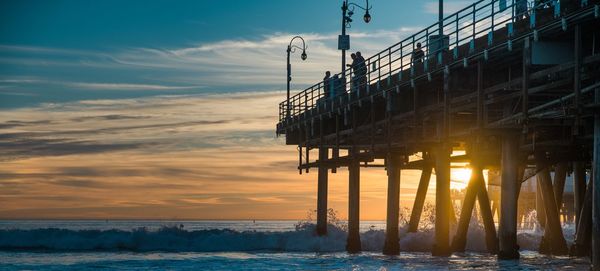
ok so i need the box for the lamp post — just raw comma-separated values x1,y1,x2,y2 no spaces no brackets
286,36,307,119
340,0,372,74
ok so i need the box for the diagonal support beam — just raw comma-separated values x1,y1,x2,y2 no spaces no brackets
408,153,433,233
535,151,568,255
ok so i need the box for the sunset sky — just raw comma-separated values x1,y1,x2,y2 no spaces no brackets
0,0,475,220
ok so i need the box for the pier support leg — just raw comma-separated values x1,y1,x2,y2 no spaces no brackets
452,163,480,252
408,155,433,232
573,161,586,230
535,151,568,255
536,178,546,229
498,134,520,260
593,90,600,270
433,145,451,256
553,162,568,216
478,171,499,254
346,148,361,253
383,153,401,255
571,176,593,256
316,147,329,236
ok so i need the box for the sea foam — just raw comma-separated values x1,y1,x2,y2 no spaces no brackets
0,221,562,253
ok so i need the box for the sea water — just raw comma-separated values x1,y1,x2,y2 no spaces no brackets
0,220,591,270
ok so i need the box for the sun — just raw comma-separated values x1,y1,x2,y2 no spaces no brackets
450,167,472,190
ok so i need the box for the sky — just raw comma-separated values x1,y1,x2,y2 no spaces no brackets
0,0,477,220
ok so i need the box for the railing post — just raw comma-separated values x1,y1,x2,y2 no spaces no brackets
456,13,459,48
491,0,495,32
378,54,382,87
388,47,392,79
473,5,476,40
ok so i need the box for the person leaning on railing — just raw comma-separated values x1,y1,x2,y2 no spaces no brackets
411,42,424,64
347,53,360,95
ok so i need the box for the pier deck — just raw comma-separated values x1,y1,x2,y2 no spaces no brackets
276,0,600,265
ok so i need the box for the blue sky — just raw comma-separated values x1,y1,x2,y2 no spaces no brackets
0,1,484,220
0,0,461,108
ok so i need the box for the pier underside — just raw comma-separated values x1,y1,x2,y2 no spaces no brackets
276,0,600,266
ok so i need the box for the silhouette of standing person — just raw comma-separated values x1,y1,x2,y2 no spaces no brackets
356,51,367,92
346,53,360,95
323,71,335,99
412,42,424,64
515,0,528,21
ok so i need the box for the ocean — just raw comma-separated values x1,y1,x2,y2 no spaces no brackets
0,220,591,270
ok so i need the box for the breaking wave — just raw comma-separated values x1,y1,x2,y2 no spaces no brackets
0,209,575,253
0,223,544,253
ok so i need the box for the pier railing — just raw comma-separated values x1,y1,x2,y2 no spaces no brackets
278,0,569,130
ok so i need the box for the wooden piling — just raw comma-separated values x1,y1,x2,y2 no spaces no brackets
571,176,593,256
498,134,520,259
383,153,401,255
535,151,568,255
433,145,451,256
408,154,432,233
536,178,546,228
346,148,361,253
573,161,586,229
316,147,329,236
477,171,499,254
593,88,600,269
451,163,480,252
553,162,568,213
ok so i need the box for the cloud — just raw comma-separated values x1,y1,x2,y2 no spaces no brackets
70,82,200,91
423,1,473,15
1,27,420,100
0,78,200,91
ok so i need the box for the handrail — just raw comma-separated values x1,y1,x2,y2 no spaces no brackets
278,0,570,126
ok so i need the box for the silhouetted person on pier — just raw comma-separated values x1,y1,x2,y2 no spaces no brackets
323,71,335,99
412,42,424,64
356,51,368,91
515,0,528,21
347,53,360,95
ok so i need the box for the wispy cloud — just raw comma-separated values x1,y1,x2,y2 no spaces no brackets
69,82,199,91
423,1,473,15
0,27,420,100
0,90,430,220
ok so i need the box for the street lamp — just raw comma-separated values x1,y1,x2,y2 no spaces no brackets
286,35,308,119
340,0,372,74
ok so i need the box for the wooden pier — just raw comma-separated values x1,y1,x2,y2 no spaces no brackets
276,0,600,266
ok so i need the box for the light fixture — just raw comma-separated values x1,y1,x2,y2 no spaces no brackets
363,10,371,23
